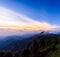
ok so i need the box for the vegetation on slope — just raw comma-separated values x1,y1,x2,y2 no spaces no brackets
0,33,60,57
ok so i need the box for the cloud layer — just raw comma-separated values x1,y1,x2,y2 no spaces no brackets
0,6,60,32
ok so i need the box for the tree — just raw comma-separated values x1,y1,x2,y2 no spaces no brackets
21,48,30,57
4,51,13,57
31,40,41,57
0,52,5,57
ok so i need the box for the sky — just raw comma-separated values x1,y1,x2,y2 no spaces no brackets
0,0,60,35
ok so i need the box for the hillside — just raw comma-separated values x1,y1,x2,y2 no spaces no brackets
46,44,60,57
0,33,58,51
0,33,60,57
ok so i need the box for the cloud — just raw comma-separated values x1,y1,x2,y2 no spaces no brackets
0,6,60,31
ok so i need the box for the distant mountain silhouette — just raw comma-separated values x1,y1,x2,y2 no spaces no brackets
0,33,59,51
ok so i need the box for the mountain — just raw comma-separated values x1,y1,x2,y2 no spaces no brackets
0,34,35,50
0,37,33,51
0,31,41,50
0,33,59,51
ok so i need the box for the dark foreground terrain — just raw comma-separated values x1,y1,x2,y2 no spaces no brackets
0,33,60,57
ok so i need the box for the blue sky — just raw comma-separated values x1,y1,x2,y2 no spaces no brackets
0,0,60,37
0,0,60,26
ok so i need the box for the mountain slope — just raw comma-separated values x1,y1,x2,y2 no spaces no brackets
0,33,59,51
1,38,32,51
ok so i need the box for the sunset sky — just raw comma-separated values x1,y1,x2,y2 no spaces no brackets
0,0,60,32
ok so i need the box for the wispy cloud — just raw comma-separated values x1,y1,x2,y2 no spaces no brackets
0,6,60,31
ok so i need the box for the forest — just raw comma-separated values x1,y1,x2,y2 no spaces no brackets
0,33,60,57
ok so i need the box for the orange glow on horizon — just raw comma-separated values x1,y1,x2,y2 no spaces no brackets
0,6,60,31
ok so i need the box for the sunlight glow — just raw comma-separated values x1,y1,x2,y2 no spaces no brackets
0,6,60,31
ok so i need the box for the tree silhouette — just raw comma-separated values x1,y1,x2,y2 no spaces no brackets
52,39,58,51
0,52,5,57
14,51,21,57
21,48,30,57
4,51,13,57
31,40,41,57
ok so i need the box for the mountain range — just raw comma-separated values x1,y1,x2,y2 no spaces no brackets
0,32,59,51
